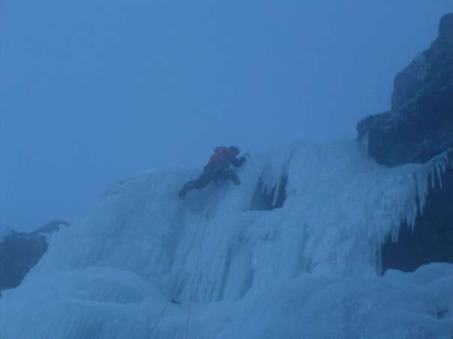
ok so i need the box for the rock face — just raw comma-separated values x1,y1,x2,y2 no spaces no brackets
358,13,453,167
0,220,68,296
357,14,453,273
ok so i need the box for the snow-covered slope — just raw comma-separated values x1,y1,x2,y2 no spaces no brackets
0,140,452,339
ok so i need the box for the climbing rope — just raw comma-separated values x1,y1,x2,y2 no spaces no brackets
183,218,207,339
148,298,172,337
148,213,209,338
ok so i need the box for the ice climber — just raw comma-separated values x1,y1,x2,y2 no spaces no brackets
178,146,248,198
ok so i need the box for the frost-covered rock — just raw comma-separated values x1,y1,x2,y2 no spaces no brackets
0,220,68,296
357,13,453,166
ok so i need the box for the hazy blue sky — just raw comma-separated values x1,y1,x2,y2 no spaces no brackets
0,0,451,229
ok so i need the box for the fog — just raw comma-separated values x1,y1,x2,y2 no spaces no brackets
0,0,451,229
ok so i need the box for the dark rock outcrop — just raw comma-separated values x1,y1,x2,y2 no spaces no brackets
356,14,453,273
358,13,453,167
382,166,453,272
250,175,287,211
0,220,68,296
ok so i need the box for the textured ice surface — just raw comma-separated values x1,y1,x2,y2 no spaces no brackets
0,139,452,339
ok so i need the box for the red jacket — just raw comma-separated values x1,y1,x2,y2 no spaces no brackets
208,147,243,168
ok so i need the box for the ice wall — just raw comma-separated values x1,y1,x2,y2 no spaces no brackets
0,139,451,339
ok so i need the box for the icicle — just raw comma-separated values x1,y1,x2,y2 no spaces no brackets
400,148,452,232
